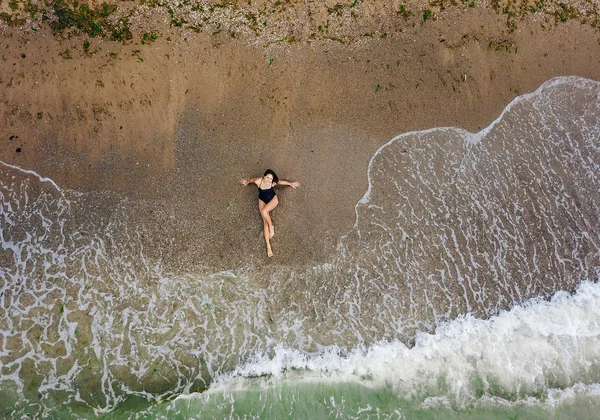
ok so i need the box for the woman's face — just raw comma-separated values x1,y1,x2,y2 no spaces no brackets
263,174,274,183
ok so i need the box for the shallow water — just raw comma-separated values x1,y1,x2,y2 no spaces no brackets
1,76,599,418
147,280,600,418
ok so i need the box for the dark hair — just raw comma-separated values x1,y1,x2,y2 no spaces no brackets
263,169,279,183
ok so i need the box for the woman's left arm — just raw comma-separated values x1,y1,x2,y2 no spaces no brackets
277,180,301,189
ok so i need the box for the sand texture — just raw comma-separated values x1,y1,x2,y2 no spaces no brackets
1,0,600,271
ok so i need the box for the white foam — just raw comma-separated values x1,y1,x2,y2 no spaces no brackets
207,280,600,407
355,76,600,214
0,160,63,194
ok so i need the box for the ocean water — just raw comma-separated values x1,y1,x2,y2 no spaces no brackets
148,282,600,418
1,76,599,418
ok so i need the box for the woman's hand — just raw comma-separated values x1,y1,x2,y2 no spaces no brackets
239,179,249,187
290,181,301,189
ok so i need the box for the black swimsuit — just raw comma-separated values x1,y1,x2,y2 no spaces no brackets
258,180,276,204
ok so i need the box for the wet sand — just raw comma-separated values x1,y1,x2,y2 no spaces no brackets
1,2,600,273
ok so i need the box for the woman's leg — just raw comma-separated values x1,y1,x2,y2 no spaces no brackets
259,197,279,256
258,200,272,256
261,196,278,238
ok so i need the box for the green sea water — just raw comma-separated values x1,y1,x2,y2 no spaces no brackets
134,380,600,419
3,359,600,419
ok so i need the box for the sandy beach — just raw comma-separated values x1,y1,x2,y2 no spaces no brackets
2,0,600,272
3,2,600,416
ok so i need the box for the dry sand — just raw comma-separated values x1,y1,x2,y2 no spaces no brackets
1,0,600,273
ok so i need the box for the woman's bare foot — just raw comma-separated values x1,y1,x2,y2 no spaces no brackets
270,225,275,239
267,247,274,257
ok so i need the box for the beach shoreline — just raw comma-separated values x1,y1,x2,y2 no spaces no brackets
2,5,600,415
1,1,600,272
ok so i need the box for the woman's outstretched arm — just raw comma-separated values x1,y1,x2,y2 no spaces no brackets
239,177,261,187
277,180,301,189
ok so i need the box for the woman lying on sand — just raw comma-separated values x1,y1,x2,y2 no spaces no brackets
239,169,300,257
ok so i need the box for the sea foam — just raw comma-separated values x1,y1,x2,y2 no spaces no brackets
205,279,600,408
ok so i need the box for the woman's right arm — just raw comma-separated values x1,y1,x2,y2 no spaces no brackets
239,177,261,187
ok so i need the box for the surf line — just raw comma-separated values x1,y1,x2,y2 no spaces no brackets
0,160,64,194
353,75,600,227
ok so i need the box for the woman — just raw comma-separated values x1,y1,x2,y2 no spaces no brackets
240,169,300,257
